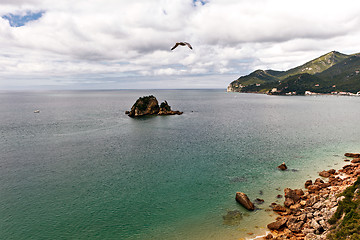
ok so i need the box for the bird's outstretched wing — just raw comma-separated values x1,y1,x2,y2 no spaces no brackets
184,42,193,50
171,43,180,50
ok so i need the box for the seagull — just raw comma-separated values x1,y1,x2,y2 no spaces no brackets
171,42,193,50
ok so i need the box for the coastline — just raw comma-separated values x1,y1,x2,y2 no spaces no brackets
249,153,360,240
228,91,360,97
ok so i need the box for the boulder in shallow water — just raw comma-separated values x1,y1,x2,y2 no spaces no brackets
267,217,287,230
351,158,360,163
345,153,360,158
235,192,255,211
319,169,336,178
254,198,265,204
277,162,287,171
305,180,313,189
319,170,331,178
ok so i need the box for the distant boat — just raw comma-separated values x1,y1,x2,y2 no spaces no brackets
34,110,40,113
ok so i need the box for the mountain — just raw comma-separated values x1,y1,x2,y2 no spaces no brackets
227,51,360,95
280,51,349,79
317,54,360,93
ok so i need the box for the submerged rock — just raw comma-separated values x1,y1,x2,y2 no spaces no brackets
229,176,247,183
222,210,243,225
254,198,265,204
235,192,255,211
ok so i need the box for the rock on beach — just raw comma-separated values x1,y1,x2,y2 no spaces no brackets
267,217,287,231
351,158,360,163
304,180,312,189
319,169,336,178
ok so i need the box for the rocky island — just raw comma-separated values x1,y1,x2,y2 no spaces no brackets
126,95,183,117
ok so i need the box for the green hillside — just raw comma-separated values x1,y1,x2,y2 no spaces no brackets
281,51,349,79
227,69,283,92
228,51,360,94
317,54,360,93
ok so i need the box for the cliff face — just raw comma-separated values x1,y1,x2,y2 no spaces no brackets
227,85,235,92
127,96,183,117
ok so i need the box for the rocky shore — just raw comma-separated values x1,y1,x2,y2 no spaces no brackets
259,153,360,240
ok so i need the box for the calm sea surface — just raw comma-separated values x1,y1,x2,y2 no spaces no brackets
1,90,360,239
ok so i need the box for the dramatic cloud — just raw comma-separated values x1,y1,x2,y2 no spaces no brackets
1,0,360,89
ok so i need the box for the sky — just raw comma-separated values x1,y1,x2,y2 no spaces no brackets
1,0,360,90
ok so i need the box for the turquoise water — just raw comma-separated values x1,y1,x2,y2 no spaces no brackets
1,90,360,239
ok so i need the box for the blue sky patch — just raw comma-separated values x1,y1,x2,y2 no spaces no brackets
193,0,208,6
2,11,44,27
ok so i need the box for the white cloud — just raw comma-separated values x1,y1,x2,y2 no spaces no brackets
1,0,360,89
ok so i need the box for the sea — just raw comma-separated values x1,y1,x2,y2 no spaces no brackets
1,89,360,240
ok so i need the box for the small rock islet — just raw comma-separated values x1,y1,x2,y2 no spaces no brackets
126,95,183,117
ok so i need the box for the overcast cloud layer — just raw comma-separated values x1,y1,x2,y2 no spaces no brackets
1,0,360,89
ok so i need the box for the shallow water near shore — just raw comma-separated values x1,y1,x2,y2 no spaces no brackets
1,90,360,239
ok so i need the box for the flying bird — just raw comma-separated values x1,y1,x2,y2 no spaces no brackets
171,42,193,51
